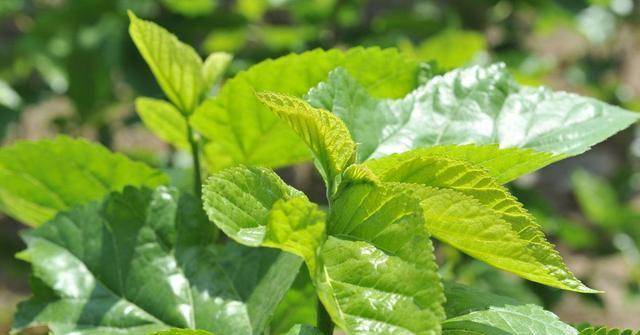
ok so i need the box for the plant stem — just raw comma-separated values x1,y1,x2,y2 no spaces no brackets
317,299,334,335
187,124,202,198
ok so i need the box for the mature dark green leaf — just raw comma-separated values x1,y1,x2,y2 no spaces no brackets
12,186,301,335
269,272,316,335
0,136,167,226
190,47,419,171
317,183,445,334
362,154,594,292
306,65,638,162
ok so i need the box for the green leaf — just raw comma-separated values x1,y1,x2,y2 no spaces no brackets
442,282,578,335
0,136,167,226
136,97,190,150
571,170,633,229
129,12,204,114
316,182,445,334
576,325,640,335
203,52,233,91
443,304,578,335
363,154,595,292
393,144,564,183
269,273,316,335
402,30,486,69
12,186,301,335
443,282,520,318
256,93,356,187
152,329,214,335
190,47,419,171
306,64,639,162
284,324,323,335
202,166,325,271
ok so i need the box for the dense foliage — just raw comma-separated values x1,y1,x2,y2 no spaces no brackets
1,9,639,335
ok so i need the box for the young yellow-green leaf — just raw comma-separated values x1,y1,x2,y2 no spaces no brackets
190,47,418,171
136,97,190,149
0,136,167,226
129,12,204,114
263,197,326,273
152,329,215,335
203,52,233,91
364,154,595,292
202,166,325,271
306,64,639,163
12,186,301,335
316,183,445,334
398,144,564,183
256,93,356,187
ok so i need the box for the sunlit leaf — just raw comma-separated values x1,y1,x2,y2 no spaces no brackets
0,136,167,226
136,97,190,149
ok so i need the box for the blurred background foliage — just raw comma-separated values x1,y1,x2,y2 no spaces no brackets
1,0,640,332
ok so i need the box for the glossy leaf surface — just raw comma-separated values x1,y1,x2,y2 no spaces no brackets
306,65,638,162
317,183,445,334
12,186,301,335
190,47,418,171
0,136,167,226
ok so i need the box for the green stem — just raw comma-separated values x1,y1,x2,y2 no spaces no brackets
187,124,202,198
317,299,334,335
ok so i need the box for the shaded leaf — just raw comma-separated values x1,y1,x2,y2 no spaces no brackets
284,324,323,335
256,93,356,188
152,329,214,335
136,97,190,149
0,136,167,226
12,186,301,335
190,47,418,171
